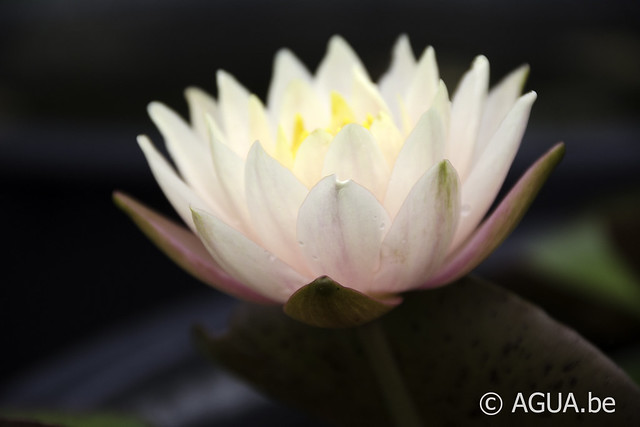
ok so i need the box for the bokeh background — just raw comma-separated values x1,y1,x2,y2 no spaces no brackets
1,0,639,425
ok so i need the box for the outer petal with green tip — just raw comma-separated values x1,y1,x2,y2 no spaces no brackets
424,142,566,287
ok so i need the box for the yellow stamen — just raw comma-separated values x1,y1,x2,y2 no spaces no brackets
328,91,356,134
361,113,375,129
291,113,309,157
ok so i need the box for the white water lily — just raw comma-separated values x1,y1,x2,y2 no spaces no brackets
115,35,563,316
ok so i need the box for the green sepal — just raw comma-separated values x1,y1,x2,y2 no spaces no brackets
283,276,399,328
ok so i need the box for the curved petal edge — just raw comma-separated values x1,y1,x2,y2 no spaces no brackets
423,142,566,287
284,276,401,328
113,191,272,304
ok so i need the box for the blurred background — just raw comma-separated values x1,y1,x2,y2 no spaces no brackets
1,0,639,425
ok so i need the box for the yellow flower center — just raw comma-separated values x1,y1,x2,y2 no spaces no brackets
276,91,376,169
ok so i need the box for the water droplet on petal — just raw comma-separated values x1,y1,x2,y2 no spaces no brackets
379,222,386,230
311,255,319,261
298,240,305,247
461,204,471,217
268,255,276,262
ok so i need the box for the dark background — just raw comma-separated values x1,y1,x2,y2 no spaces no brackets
1,0,639,406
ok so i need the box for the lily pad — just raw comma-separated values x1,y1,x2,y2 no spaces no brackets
195,276,640,426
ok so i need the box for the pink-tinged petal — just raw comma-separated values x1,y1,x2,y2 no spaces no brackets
321,124,390,200
137,135,215,230
113,191,271,304
267,48,312,123
284,276,402,328
297,176,391,293
384,82,450,218
351,68,391,122
446,55,489,179
379,34,417,124
208,128,254,236
292,130,333,188
315,35,369,98
185,86,219,142
404,46,439,130
474,65,530,162
245,142,310,274
192,207,309,303
217,70,251,157
147,102,220,208
373,160,460,294
450,91,537,251
425,143,565,287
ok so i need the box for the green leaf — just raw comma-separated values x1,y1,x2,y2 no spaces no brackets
283,276,400,328
196,276,640,426
526,216,640,319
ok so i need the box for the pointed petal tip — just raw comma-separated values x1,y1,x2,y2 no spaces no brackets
136,134,152,150
547,141,566,162
216,69,235,85
190,205,206,222
473,55,489,68
147,100,164,116
519,63,531,76
517,90,537,106
184,85,207,100
112,189,128,208
328,34,347,45
274,46,293,57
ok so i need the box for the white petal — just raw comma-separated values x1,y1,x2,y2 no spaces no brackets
404,46,439,130
450,91,537,251
368,111,404,169
384,82,450,218
137,135,210,231
292,129,333,188
297,176,390,292
351,68,391,122
192,208,309,303
216,70,251,157
267,48,312,123
446,55,489,179
278,79,328,140
321,124,390,200
245,142,310,273
315,35,368,98
373,160,460,293
379,34,417,124
474,64,529,162
147,102,220,209
185,86,219,142
248,94,274,153
208,127,254,236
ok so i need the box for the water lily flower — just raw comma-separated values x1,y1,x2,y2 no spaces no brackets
115,35,564,327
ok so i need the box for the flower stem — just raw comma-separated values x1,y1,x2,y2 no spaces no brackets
357,320,423,427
